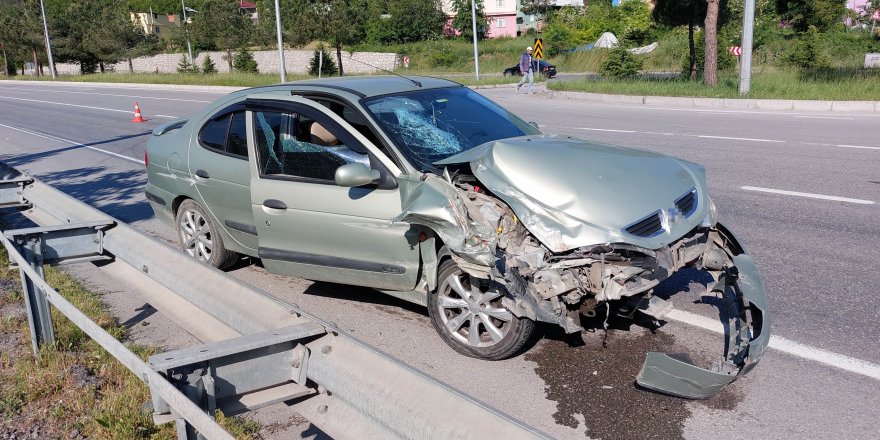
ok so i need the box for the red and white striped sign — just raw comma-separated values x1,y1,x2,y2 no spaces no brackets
403,56,410,68
729,46,742,57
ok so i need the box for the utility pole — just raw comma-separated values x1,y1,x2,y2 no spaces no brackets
739,0,755,96
471,0,480,80
38,0,56,79
274,0,286,82
181,0,195,68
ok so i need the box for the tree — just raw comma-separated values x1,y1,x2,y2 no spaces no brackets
451,0,489,40
177,53,197,72
385,0,446,43
704,0,720,86
308,47,337,76
287,0,368,76
190,0,252,71
202,54,217,73
653,0,706,80
233,47,258,72
520,0,555,17
775,0,847,32
652,0,728,81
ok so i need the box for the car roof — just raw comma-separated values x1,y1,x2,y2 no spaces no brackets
236,75,462,100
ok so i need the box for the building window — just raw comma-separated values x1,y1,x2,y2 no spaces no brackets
496,18,506,28
496,0,503,6
154,26,161,34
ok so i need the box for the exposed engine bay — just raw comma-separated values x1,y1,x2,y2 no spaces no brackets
396,171,770,399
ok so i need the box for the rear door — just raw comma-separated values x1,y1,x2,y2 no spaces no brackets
187,103,258,252
245,95,420,292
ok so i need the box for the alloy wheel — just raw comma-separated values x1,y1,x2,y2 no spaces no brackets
437,272,513,348
179,208,213,262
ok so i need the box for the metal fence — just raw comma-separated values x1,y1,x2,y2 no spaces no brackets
0,161,551,440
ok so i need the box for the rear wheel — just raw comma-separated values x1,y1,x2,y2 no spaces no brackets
175,199,237,269
427,259,534,360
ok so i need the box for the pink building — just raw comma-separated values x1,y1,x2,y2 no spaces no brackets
442,0,518,38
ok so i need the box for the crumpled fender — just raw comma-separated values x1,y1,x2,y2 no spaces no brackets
635,224,770,399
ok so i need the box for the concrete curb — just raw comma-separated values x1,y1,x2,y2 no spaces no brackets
546,90,880,113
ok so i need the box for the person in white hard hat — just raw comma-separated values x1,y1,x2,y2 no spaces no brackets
516,46,534,95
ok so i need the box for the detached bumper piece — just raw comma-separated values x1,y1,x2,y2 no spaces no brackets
636,230,770,399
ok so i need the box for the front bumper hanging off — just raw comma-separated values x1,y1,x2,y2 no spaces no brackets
635,225,771,399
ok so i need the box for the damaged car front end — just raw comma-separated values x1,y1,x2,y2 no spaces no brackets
393,136,769,399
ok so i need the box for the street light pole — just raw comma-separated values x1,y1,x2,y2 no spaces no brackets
38,0,56,79
274,0,286,82
181,0,195,67
470,0,479,81
739,0,755,96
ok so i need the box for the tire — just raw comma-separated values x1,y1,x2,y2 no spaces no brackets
427,259,535,360
175,199,237,269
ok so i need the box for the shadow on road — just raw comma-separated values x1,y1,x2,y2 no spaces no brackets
35,166,153,223
0,131,151,167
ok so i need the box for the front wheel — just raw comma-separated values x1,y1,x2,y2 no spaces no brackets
427,259,534,360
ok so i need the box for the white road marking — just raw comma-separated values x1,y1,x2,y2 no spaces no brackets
837,144,880,151
0,123,143,165
695,135,785,143
740,186,875,204
624,106,880,118
0,87,212,103
797,142,835,147
0,95,176,118
794,115,853,120
667,310,880,381
575,127,637,133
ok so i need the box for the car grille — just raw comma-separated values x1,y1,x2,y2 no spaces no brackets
675,189,698,217
625,211,664,237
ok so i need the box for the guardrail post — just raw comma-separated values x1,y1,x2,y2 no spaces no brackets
16,235,55,355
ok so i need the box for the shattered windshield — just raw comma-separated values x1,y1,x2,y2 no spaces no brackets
363,87,540,172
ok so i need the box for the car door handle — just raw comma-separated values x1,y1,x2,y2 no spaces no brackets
195,169,210,179
262,199,287,210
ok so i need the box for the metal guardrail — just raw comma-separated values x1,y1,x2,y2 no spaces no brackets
0,161,551,440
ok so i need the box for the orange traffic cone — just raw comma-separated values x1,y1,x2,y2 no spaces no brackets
132,102,146,123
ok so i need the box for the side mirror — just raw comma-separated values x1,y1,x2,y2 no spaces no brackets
335,162,380,187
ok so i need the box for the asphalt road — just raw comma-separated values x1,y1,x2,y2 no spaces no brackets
0,79,877,440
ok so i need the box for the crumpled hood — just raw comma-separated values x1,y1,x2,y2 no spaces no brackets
436,135,709,252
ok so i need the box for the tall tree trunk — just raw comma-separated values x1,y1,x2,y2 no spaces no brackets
99,62,105,73
31,47,39,76
704,0,720,86
335,43,344,77
688,21,696,80
227,48,233,72
128,57,134,73
1,42,7,77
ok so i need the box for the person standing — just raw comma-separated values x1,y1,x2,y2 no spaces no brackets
516,46,534,95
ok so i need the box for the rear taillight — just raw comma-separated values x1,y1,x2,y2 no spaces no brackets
144,150,148,168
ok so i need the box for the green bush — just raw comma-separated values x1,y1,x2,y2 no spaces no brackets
233,48,258,73
428,51,457,68
784,26,831,69
308,49,338,76
601,48,643,78
201,55,217,74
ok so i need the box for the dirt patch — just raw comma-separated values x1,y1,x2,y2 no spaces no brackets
526,326,690,440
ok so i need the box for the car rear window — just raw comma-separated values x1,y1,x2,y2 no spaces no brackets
199,114,228,151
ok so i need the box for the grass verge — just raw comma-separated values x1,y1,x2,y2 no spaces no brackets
547,70,880,101
0,247,259,439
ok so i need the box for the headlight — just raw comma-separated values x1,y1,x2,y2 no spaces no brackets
700,196,718,228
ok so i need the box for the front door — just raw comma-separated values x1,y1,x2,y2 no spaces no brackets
246,95,420,292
